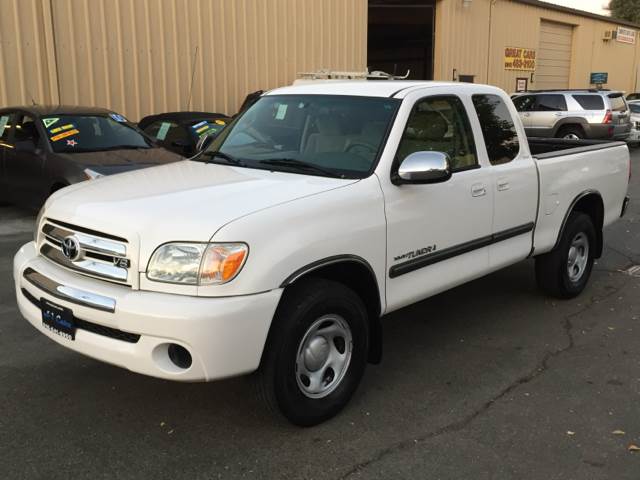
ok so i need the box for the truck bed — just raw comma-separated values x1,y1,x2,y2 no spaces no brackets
528,137,627,158
530,138,629,256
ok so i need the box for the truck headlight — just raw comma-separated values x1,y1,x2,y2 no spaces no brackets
146,242,248,285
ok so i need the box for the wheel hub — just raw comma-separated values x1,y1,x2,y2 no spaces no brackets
295,315,353,399
303,336,330,372
567,232,589,282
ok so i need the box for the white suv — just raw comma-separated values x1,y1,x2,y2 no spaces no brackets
513,90,631,140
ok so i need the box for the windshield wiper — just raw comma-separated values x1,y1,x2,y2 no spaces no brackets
200,150,245,166
259,158,344,178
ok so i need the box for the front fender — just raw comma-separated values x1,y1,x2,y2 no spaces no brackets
198,176,388,304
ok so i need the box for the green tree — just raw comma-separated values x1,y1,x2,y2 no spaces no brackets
608,0,640,24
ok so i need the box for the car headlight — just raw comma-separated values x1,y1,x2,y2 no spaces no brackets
84,168,105,180
146,242,248,285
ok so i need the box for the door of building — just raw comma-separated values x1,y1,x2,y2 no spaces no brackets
368,0,435,80
537,20,574,90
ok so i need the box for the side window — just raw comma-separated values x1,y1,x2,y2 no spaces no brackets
513,95,535,112
0,113,13,144
397,96,478,172
572,95,604,110
535,95,567,112
609,95,627,112
14,114,40,143
472,94,520,166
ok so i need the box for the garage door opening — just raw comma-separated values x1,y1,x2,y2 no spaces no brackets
537,20,574,90
368,0,435,80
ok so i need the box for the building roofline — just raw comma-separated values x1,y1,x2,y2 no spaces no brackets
511,0,640,29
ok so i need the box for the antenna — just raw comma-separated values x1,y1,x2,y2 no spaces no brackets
26,87,37,105
186,46,199,110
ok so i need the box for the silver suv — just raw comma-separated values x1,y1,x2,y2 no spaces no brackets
513,90,631,140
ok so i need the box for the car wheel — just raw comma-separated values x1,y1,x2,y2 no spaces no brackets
557,127,584,140
535,212,596,299
255,278,369,426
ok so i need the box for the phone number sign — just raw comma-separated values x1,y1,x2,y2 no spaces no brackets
504,47,536,71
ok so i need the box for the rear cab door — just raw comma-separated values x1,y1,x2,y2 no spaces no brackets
469,90,538,269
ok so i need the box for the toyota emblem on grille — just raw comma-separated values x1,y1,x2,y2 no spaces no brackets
61,235,81,261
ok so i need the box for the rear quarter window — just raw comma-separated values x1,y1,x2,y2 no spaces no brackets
609,95,627,112
472,94,520,166
572,95,605,110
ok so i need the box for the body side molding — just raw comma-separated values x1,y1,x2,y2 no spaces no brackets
389,222,535,278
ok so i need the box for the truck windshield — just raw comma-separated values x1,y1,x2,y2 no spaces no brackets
42,115,152,153
203,95,400,178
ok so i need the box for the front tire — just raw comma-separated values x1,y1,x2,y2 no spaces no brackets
255,278,369,426
535,212,596,298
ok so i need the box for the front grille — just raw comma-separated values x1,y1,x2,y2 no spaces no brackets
39,218,131,286
21,288,140,343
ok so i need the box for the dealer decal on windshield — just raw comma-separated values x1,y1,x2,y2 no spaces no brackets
49,123,75,135
191,120,226,137
42,117,60,128
0,116,9,138
51,129,80,142
110,113,127,122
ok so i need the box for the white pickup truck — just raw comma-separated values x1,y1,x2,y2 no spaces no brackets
14,82,630,426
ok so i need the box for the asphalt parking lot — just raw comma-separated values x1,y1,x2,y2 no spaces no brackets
1,150,639,480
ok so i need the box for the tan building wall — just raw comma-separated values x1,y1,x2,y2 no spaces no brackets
0,0,368,121
434,0,640,94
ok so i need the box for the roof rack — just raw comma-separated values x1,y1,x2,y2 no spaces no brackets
524,89,611,93
296,69,411,81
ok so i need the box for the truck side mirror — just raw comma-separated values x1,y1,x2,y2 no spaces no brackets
395,151,452,185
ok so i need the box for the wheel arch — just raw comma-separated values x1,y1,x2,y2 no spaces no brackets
552,118,588,137
554,190,605,258
279,255,384,364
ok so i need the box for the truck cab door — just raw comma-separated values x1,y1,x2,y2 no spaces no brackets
382,93,494,312
5,113,48,207
470,93,538,269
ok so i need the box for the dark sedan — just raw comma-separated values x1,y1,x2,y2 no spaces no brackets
0,106,183,208
138,111,230,157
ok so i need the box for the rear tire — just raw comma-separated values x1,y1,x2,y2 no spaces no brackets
535,212,596,299
556,126,584,140
255,278,369,427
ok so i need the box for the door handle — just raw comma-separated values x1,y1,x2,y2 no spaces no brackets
553,112,563,117
471,183,487,197
497,178,510,191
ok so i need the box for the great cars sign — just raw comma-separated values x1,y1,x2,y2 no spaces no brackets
504,47,536,71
